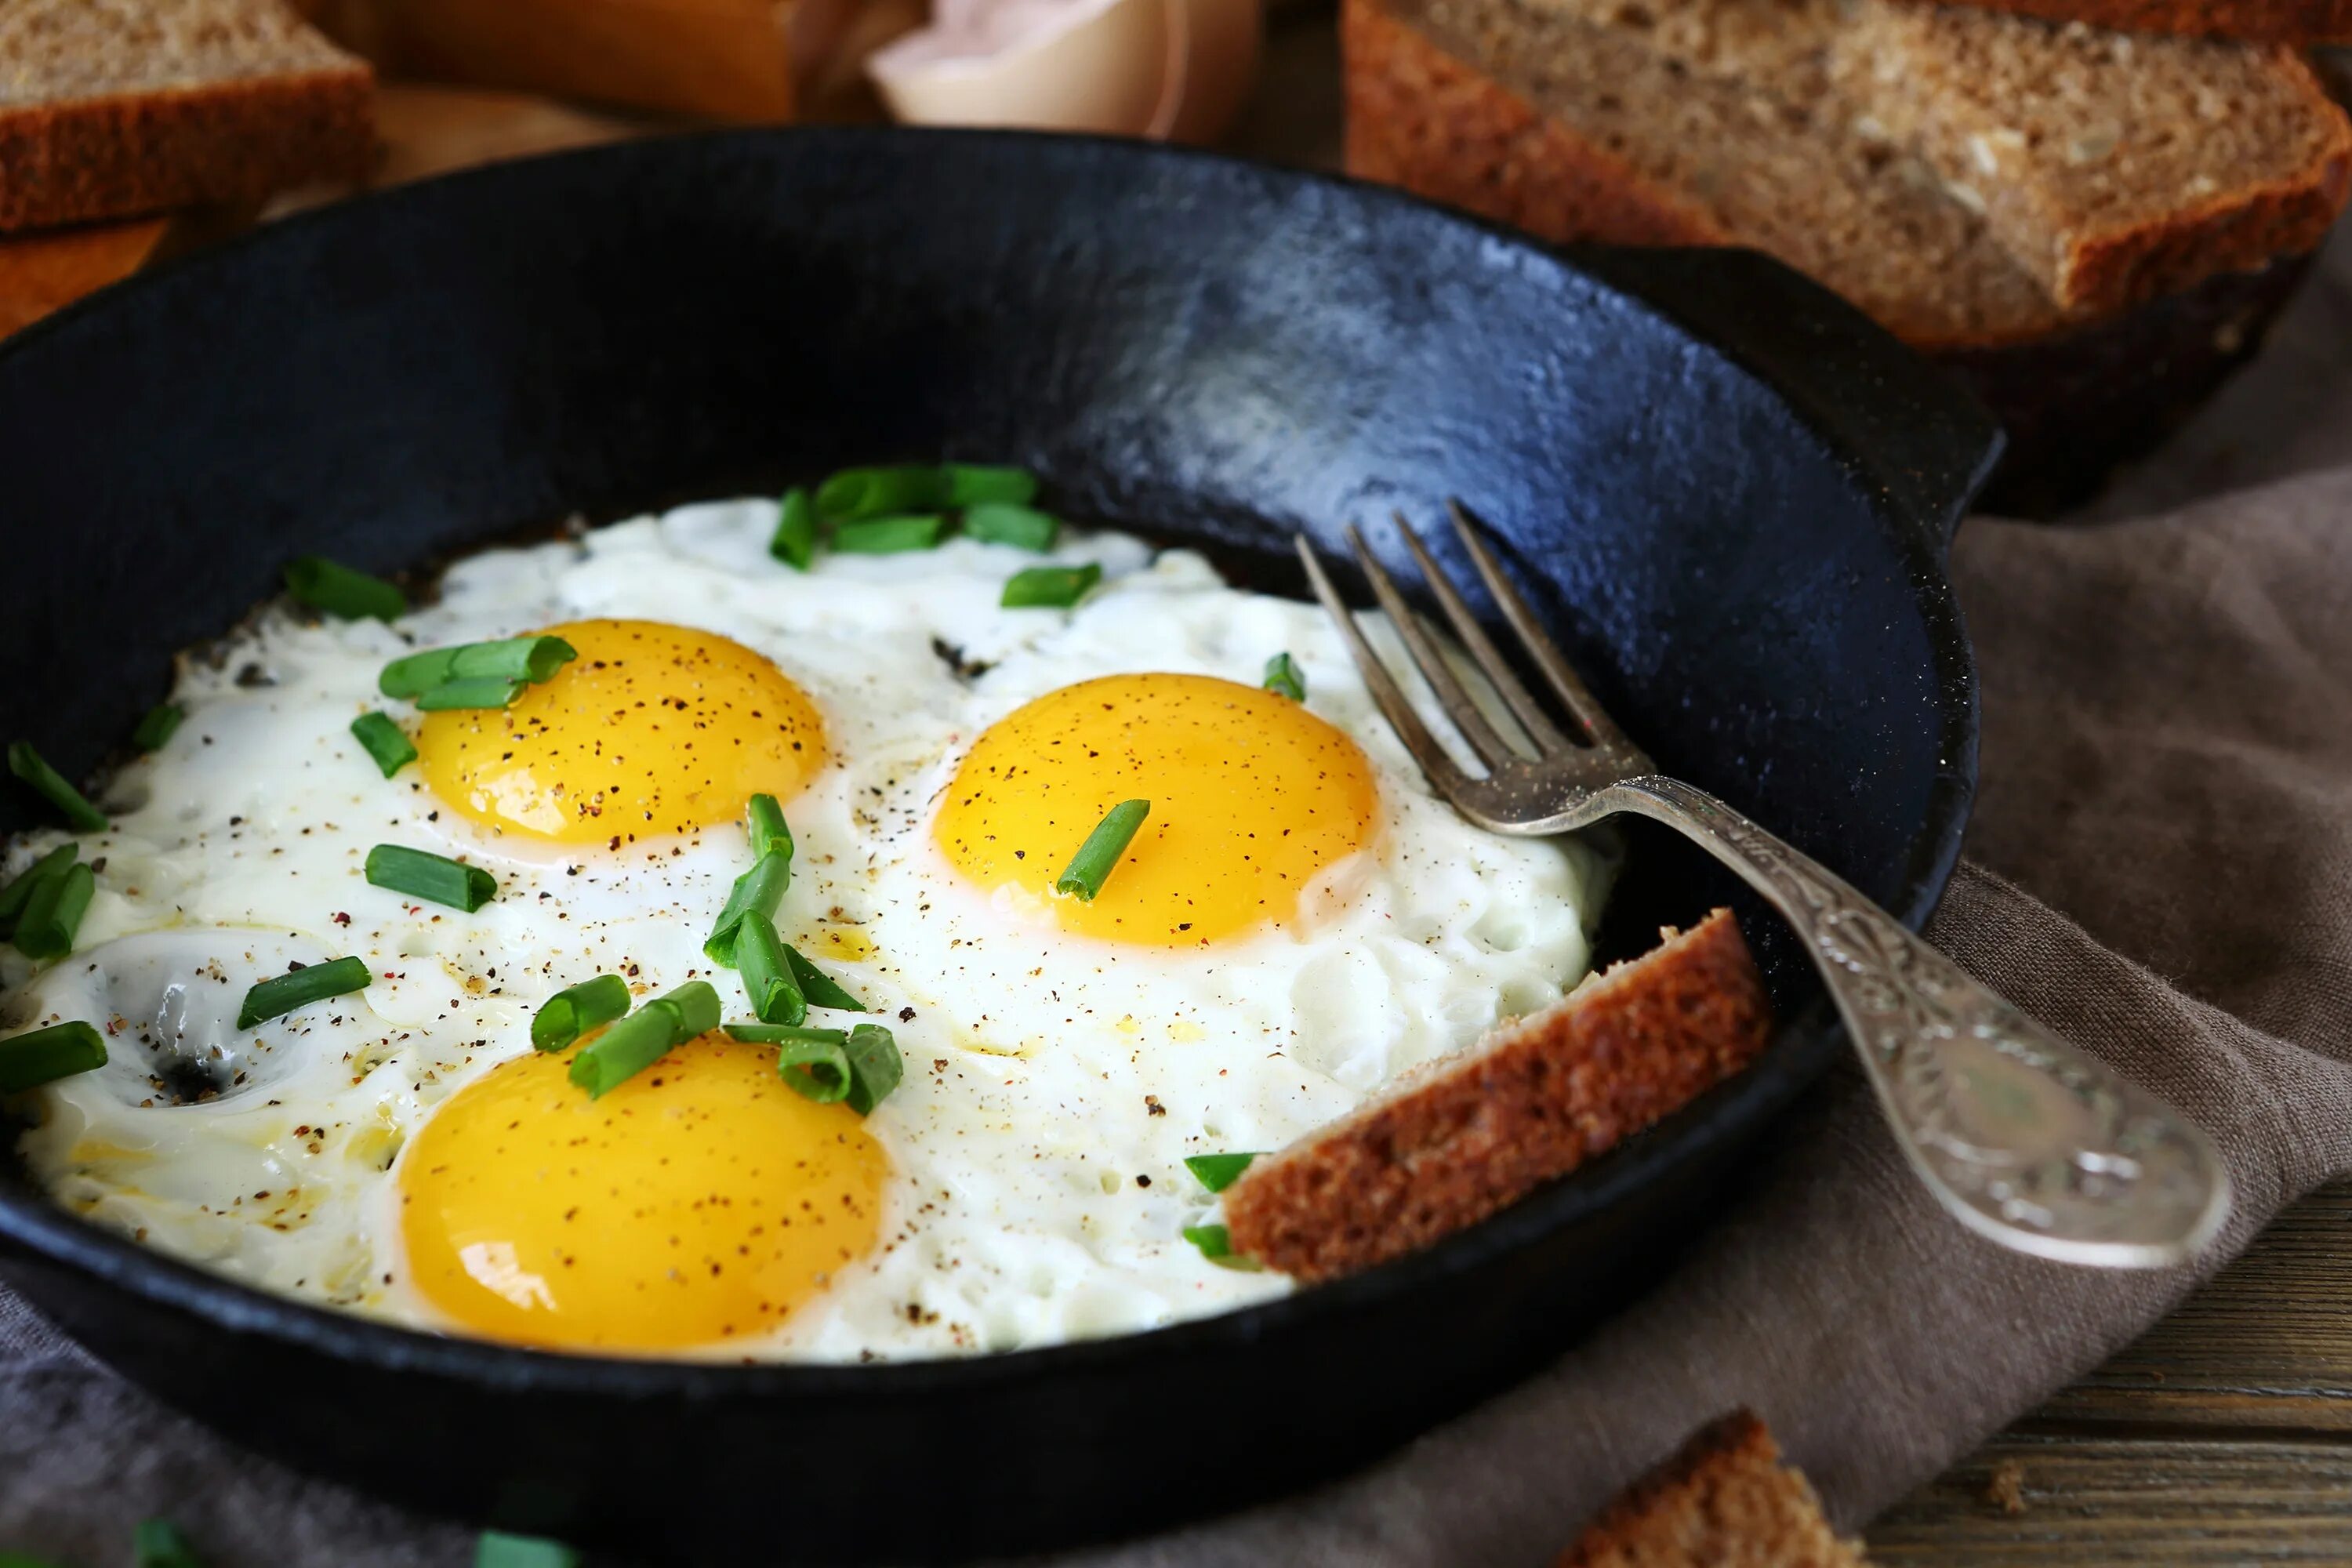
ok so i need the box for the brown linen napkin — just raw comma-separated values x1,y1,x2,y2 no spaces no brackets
3,479,2349,1566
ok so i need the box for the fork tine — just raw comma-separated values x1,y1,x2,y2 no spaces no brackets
1393,513,1573,757
1343,525,1522,769
1294,535,1476,797
1445,499,1631,748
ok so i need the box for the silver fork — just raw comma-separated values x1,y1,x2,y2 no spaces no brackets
1297,503,2229,1269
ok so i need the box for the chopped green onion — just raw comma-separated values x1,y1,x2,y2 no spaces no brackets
132,1518,205,1568
1263,652,1306,702
784,943,866,1011
365,844,496,912
379,636,578,699
841,1022,903,1114
736,910,807,1025
961,502,1059,551
476,1533,579,1568
1056,799,1149,902
413,677,525,711
568,981,720,1098
773,1029,852,1104
13,862,93,961
131,702,186,751
1182,1223,1254,1265
350,711,418,776
1184,1152,1261,1192
285,556,405,622
1001,562,1101,610
770,485,818,570
7,742,106,833
704,851,790,967
726,1022,844,1046
532,974,632,1051
943,463,1039,506
0,844,77,938
833,514,947,554
236,956,370,1029
745,793,793,862
815,465,949,521
0,1020,107,1094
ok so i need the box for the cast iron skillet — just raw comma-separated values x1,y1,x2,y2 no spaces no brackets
0,129,1996,1563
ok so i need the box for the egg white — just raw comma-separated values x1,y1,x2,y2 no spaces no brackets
4,499,1609,1359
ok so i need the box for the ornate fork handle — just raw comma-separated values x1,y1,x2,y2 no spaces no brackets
1608,774,2230,1266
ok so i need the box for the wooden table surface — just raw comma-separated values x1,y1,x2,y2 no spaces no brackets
8,14,2343,1559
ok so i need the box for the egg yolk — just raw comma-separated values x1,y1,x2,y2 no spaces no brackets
934,672,1379,946
398,1034,885,1352
417,619,826,845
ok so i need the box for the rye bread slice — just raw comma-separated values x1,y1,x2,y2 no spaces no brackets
0,0,375,231
1557,1410,1871,1567
1838,2,2350,314
1221,909,1771,1283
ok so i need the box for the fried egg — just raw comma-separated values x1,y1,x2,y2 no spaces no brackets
2,497,1607,1359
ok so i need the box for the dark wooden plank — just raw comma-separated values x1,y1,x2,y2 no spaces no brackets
1869,1434,2352,1563
2031,1180,2352,1432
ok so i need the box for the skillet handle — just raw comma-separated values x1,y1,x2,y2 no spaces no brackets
1566,245,2005,550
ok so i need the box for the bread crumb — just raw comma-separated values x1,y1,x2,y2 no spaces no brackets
1986,1458,2027,1515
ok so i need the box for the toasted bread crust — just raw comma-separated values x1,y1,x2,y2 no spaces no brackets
0,67,376,232
1909,0,2352,43
1223,909,1771,1283
1558,1410,1869,1567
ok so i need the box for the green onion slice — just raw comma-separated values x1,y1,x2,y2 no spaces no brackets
379,636,578,699
132,1518,205,1568
475,1532,579,1568
961,502,1058,551
412,677,525,711
1182,1224,1261,1270
783,943,866,1011
365,844,496,912
0,1020,107,1094
1000,562,1102,610
943,463,1039,507
131,702,186,752
568,981,720,1098
841,1022,903,1115
236,956,370,1029
1183,1152,1261,1192
1056,799,1149,902
833,514,948,554
745,793,793,862
532,974,631,1052
773,1030,852,1104
814,465,950,521
285,556,405,622
7,742,106,833
1262,652,1306,702
704,851,790,967
350,711,419,776
13,862,93,962
0,844,77,936
770,485,818,570
736,910,807,1026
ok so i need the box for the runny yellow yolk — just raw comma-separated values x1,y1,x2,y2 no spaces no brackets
416,619,826,845
398,1033,886,1352
934,672,1379,946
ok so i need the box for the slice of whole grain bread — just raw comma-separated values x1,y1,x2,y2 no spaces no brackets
1557,1410,1871,1567
1222,909,1772,1283
0,0,375,232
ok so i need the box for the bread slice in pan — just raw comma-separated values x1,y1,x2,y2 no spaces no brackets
1556,1409,1871,1567
1222,909,1772,1283
1900,0,2350,45
0,0,376,232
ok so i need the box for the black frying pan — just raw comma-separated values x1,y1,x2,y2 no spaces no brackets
0,129,1994,1563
